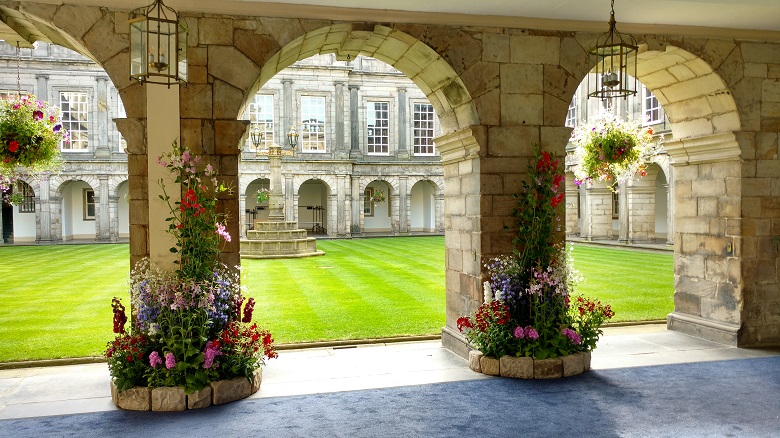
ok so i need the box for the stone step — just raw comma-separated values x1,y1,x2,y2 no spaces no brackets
246,229,309,240
253,221,300,231
240,237,325,259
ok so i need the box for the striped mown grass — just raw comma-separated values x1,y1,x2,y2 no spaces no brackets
0,237,673,362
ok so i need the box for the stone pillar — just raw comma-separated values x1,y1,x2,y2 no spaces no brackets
94,76,111,159
337,174,348,236
390,192,400,234
285,175,295,222
349,85,361,158
435,126,486,359
434,193,444,233
564,173,579,236
627,181,656,243
334,81,345,159
398,176,408,234
665,175,674,245
35,74,48,103
37,176,52,243
350,175,361,235
115,116,147,270
147,84,180,270
109,192,119,242
618,182,629,242
266,147,285,222
96,175,111,241
397,87,409,160
584,183,612,240
239,194,247,237
283,79,293,135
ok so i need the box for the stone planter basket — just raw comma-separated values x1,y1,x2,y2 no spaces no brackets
469,351,591,379
110,369,262,411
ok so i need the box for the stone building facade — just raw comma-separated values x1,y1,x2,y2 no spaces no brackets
0,44,444,243
0,1,778,354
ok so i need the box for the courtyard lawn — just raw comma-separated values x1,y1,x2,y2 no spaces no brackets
0,237,674,362
569,243,675,322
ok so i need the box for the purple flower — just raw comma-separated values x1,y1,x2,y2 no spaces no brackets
165,352,176,370
514,326,525,339
524,326,539,341
149,351,162,368
203,341,222,369
32,110,43,121
562,328,582,345
53,124,61,132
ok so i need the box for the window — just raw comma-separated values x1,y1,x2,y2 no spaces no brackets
565,98,577,128
246,94,274,150
83,189,95,220
363,188,374,217
642,86,662,125
413,103,436,155
367,101,389,154
17,181,34,213
301,96,326,152
60,91,89,150
612,190,619,219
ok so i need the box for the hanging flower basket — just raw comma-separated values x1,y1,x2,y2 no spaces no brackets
256,188,270,204
369,190,385,204
0,95,67,203
570,111,660,189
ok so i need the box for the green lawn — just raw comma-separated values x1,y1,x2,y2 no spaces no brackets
0,237,673,362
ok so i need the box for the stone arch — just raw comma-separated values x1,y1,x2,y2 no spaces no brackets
359,177,399,195
406,176,443,197
244,24,479,136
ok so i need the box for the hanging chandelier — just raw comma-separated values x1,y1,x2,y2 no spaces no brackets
128,0,188,86
587,0,637,100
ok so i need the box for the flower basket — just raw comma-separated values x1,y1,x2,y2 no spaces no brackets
0,95,67,203
106,141,276,408
256,188,270,204
570,111,659,188
369,190,385,204
457,146,614,378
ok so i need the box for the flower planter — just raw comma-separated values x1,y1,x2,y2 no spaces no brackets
468,350,590,379
110,368,262,411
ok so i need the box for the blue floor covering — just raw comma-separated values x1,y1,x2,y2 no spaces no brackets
2,356,779,438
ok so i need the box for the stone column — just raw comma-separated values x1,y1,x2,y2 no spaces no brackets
37,176,52,243
584,183,613,240
398,176,408,234
35,74,48,103
350,175,361,235
109,192,119,242
564,173,579,236
390,192,400,235
334,81,345,159
94,76,111,159
435,126,486,359
239,194,247,237
349,85,361,158
96,175,110,241
285,175,295,223
665,169,674,245
627,182,656,243
283,79,293,135
618,182,629,243
115,116,147,269
397,87,409,160
434,193,444,232
337,174,348,236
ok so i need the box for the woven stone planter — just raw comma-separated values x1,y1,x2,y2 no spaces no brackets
110,368,263,411
468,350,590,379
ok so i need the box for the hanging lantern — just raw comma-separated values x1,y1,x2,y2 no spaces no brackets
129,0,188,86
588,0,637,100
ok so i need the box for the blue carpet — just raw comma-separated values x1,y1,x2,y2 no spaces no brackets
2,356,779,438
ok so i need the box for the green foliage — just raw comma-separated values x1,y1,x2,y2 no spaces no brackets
0,95,66,204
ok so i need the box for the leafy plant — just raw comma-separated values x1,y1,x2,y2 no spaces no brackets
256,188,270,204
0,95,67,204
570,110,659,188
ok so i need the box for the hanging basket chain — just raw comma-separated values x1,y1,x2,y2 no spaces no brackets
16,41,21,97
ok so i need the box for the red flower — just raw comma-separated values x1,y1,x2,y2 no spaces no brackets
551,193,564,207
8,140,18,153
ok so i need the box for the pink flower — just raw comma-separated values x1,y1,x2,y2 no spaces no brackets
33,110,43,121
215,222,231,242
149,351,162,368
165,352,176,369
562,328,582,345
524,326,539,340
513,326,525,339
203,341,222,369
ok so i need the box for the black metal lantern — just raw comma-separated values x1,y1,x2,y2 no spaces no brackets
250,126,264,150
287,126,299,150
588,0,637,100
129,0,188,86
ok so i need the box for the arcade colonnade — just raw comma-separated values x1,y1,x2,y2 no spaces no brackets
2,1,778,351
